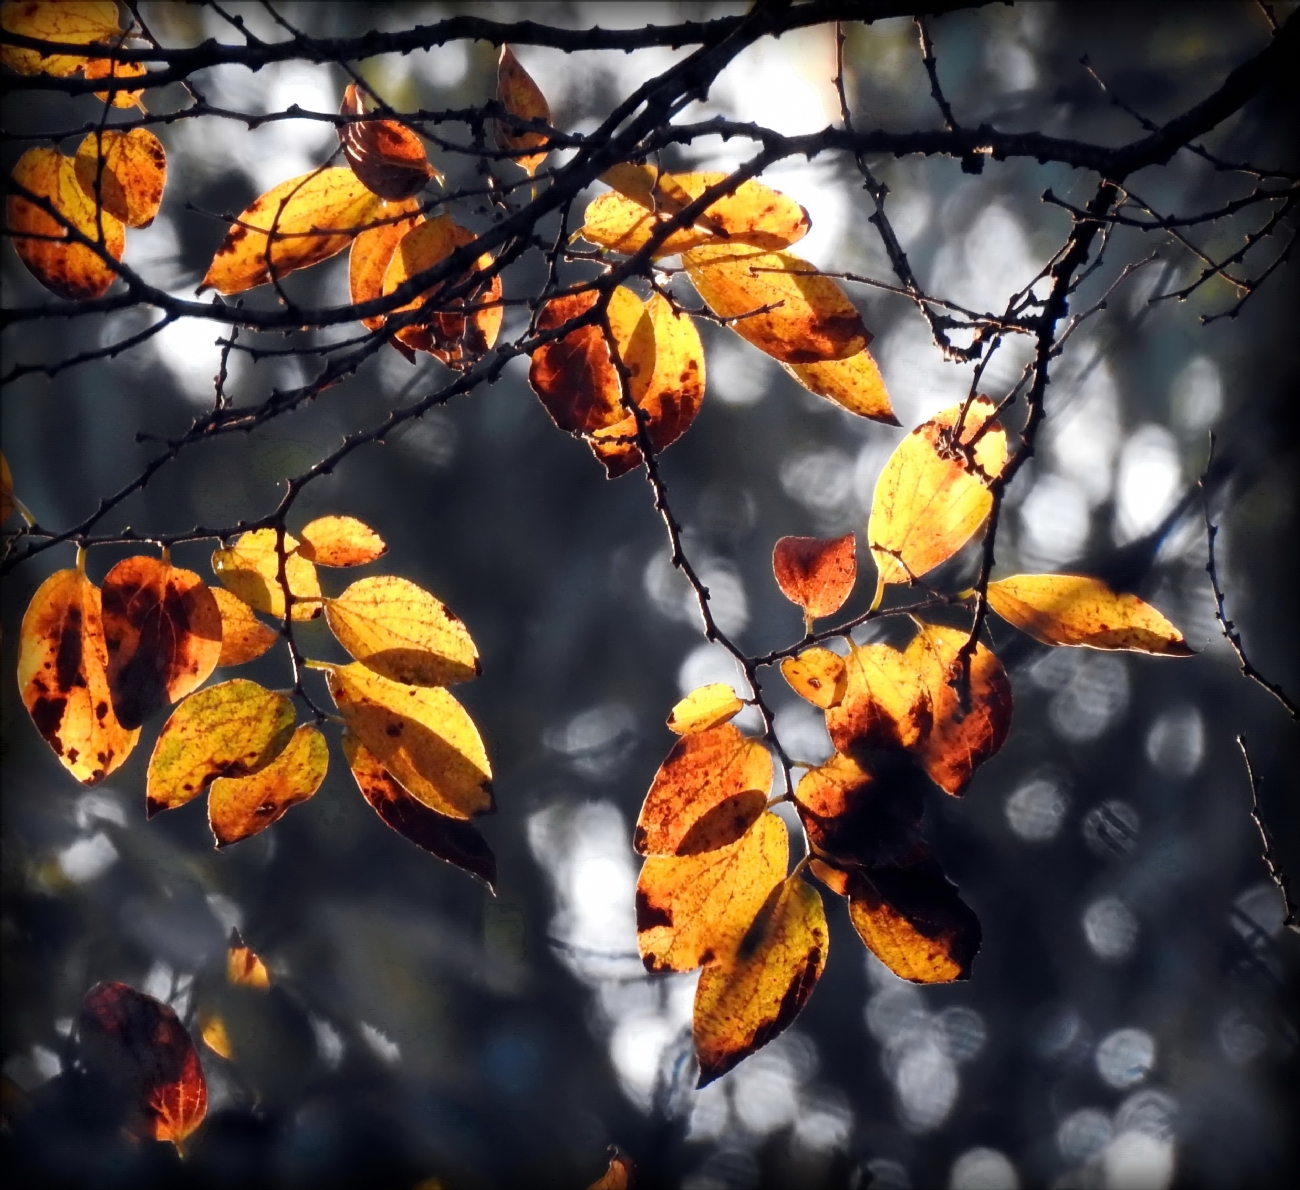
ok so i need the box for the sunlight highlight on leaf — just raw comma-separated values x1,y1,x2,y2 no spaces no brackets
825,640,931,756
211,528,322,621
783,349,898,424
496,45,551,176
772,533,857,622
208,724,328,846
298,515,387,567
0,1,122,77
779,647,847,710
227,931,271,990
666,683,744,735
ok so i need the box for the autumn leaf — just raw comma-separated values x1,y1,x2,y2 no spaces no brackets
824,640,931,757
666,683,743,735
0,1,122,77
348,195,423,345
211,587,278,667
74,128,166,228
297,515,387,567
324,574,479,687
338,82,437,200
211,528,322,621
8,145,125,300
986,573,1194,656
634,722,772,856
100,555,222,730
693,873,827,1086
145,679,295,816
637,811,787,973
868,397,1007,588
782,350,898,424
324,662,493,820
84,49,146,108
78,981,207,1149
227,930,271,990
587,1147,636,1190
772,533,857,624
795,750,925,869
496,45,551,176
199,1013,233,1060
18,566,139,784
683,243,868,364
779,647,847,710
344,732,496,887
208,724,328,846
199,167,385,295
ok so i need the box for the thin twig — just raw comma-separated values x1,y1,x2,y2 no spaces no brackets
1236,735,1299,932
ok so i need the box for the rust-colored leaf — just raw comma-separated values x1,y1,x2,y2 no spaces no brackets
344,732,496,888
0,1,122,77
211,587,278,668
208,724,327,846
587,1147,636,1190
635,722,772,857
211,528,322,621
74,128,166,228
772,533,857,622
348,195,423,341
795,750,925,869
693,874,827,1086
297,515,387,567
987,573,1194,656
637,811,787,973
783,349,898,424
83,49,146,108
683,243,868,364
199,167,385,295
18,566,139,784
779,647,847,710
824,640,931,757
78,981,207,1148
8,145,124,300
145,679,294,816
338,82,437,200
868,397,1007,587
495,45,551,176
666,683,743,735
227,930,271,990
101,555,222,730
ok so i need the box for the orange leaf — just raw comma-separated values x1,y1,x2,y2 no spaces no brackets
587,1147,636,1190
824,640,931,757
0,1,122,77
338,83,437,200
348,196,423,336
666,683,743,735
74,128,166,228
868,397,1007,587
772,533,857,621
693,874,827,1086
208,724,327,846
227,930,271,990
783,349,898,424
83,49,146,108
779,647,847,710
987,573,1194,656
211,587,278,668
795,751,925,869
297,515,387,567
496,45,551,176
634,722,772,856
101,555,222,730
17,566,139,785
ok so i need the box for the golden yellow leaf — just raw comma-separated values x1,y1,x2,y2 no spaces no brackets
8,145,124,300
348,196,423,335
74,128,166,228
208,725,327,846
199,167,385,295
987,573,1194,656
324,575,478,687
83,50,146,108
211,528,322,621
0,1,121,76
779,647,847,710
297,515,387,567
795,751,924,869
868,397,1008,587
199,1013,233,1060
338,83,436,200
636,811,788,973
145,679,295,816
634,722,772,856
226,932,271,990
18,567,139,784
683,243,868,364
211,587,278,668
325,662,492,820
693,874,827,1086
824,641,931,756
496,45,551,176
666,683,743,735
772,533,857,621
783,349,898,424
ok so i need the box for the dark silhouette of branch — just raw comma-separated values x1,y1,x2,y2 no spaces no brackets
1236,735,1300,933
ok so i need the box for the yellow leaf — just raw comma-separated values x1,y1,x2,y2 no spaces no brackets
8,145,124,300
297,515,387,567
199,1013,233,1060
683,243,868,364
18,567,139,784
211,587,278,667
987,573,1194,656
325,663,492,819
324,575,479,686
84,50,146,108
199,167,385,295
338,83,436,201
824,641,931,756
496,45,551,176
779,647,847,710
692,874,827,1086
0,1,122,76
74,128,166,228
666,683,743,735
208,725,327,846
636,811,788,973
145,679,295,816
348,196,422,334
783,349,898,424
226,932,271,990
211,528,322,621
868,397,1008,587
634,723,772,856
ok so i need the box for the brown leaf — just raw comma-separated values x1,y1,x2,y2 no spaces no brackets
779,647,847,710
496,46,551,176
297,515,387,567
211,587,278,668
772,533,857,621
338,83,437,200
74,128,166,228
227,930,271,990
824,640,931,758
782,350,898,424
587,1147,636,1190
666,683,743,735
0,1,122,77
101,555,223,730
208,724,328,846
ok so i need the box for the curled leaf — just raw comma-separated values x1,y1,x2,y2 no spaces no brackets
772,533,857,621
496,45,551,176
0,1,122,77
297,515,387,567
74,127,166,228
667,683,743,735
227,930,271,990
338,82,436,200
209,724,328,846
779,647,847,710
211,528,322,621
211,587,278,668
783,350,898,424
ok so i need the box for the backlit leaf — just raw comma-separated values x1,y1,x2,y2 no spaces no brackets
987,573,1194,656
78,981,207,1148
8,145,124,299
587,1147,636,1190
344,732,496,888
824,640,931,757
211,587,278,667
325,662,493,820
0,1,122,76
101,555,222,729
74,128,166,228
795,750,924,869
693,874,827,1086
227,930,271,990
211,528,322,621
783,350,898,424
18,567,139,784
683,243,868,364
145,679,294,816
349,195,422,338
772,533,857,621
667,683,743,735
779,647,847,710
199,167,385,295
338,82,436,200
297,515,387,567
84,50,146,107
868,397,1007,587
496,45,551,176
209,725,327,846
636,811,787,973
635,722,772,856
199,1013,233,1060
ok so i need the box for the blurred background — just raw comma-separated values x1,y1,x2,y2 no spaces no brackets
3,3,1297,1187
